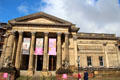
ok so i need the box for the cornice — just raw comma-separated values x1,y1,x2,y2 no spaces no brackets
70,25,80,32
77,33,117,40
9,22,71,27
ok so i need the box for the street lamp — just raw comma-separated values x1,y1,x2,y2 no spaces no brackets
77,56,80,73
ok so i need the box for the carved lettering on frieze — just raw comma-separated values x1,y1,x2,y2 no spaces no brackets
77,40,117,44
77,45,103,51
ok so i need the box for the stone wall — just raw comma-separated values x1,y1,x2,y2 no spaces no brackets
77,39,119,68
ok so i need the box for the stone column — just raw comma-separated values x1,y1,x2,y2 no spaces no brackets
5,31,15,59
28,32,35,76
43,32,49,71
103,42,109,68
0,34,9,67
56,32,62,69
12,39,17,65
73,35,78,67
1,36,8,55
15,31,23,70
64,33,69,61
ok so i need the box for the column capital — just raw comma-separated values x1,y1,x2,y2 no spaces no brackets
64,32,69,35
73,36,77,40
57,32,62,36
44,32,49,36
10,30,16,35
115,43,118,46
18,31,23,35
31,32,36,35
3,33,10,38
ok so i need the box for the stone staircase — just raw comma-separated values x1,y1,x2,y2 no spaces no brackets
32,76,45,80
31,71,56,80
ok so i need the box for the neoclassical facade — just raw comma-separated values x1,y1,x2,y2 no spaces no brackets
0,12,120,76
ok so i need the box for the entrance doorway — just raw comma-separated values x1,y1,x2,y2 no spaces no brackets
36,55,43,71
49,55,56,71
20,54,29,70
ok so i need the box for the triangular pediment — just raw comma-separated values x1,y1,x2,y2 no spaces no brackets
9,12,72,25
26,18,57,24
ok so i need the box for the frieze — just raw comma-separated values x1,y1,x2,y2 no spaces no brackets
77,45,103,51
77,40,117,44
107,52,116,54
77,51,104,54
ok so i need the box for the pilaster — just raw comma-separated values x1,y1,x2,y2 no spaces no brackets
103,42,109,68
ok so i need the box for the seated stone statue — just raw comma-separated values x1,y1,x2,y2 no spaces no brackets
3,56,12,68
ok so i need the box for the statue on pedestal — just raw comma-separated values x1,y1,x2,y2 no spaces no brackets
3,56,12,68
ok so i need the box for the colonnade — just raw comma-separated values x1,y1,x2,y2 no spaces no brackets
4,31,69,73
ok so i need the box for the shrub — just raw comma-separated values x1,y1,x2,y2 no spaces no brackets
56,67,73,75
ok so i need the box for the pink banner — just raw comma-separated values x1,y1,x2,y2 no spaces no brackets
3,73,8,78
35,38,43,55
48,38,56,55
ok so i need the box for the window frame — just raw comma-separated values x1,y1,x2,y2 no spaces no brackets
87,56,92,67
99,56,104,67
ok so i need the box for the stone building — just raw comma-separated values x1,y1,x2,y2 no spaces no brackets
0,23,7,56
0,12,120,76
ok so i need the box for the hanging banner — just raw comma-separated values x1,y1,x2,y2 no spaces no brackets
35,38,43,55
22,38,30,54
48,38,56,55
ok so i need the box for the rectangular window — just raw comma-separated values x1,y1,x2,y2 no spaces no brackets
87,56,92,66
99,56,104,66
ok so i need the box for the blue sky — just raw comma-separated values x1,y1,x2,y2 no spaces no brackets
0,0,120,36
0,0,46,22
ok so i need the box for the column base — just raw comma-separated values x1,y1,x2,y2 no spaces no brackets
42,68,48,71
41,71,49,76
27,69,34,76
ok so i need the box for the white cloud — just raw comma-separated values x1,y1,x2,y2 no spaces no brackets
17,4,29,14
17,0,120,36
37,0,120,37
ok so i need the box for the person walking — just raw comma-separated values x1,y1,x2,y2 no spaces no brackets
84,70,88,80
78,73,81,80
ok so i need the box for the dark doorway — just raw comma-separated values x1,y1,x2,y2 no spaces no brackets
20,55,29,70
37,55,43,71
49,55,56,71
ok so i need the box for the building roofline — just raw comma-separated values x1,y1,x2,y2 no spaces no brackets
77,32,117,40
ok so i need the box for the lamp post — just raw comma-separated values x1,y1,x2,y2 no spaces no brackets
77,56,80,73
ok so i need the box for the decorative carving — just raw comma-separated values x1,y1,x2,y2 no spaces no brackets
3,56,12,68
107,46,116,52
62,59,69,69
73,36,77,40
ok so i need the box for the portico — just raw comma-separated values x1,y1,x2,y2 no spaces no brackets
2,12,79,76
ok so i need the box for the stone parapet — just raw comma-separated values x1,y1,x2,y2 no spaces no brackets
77,33,117,40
